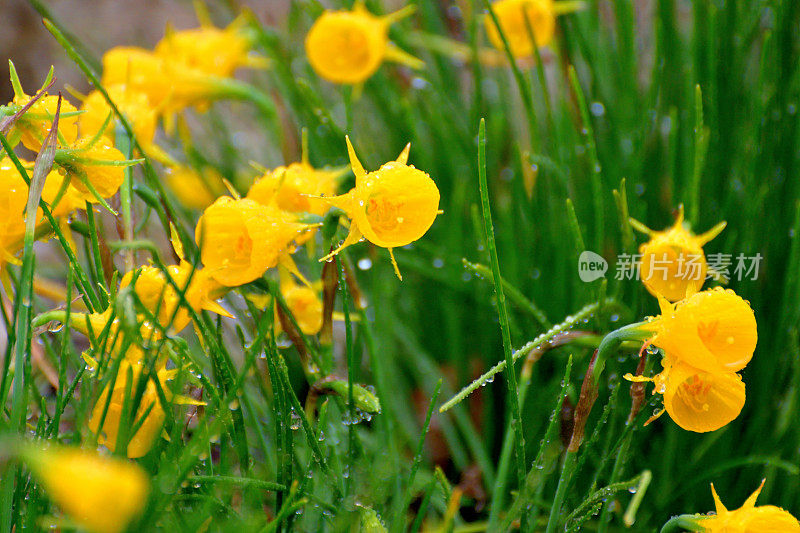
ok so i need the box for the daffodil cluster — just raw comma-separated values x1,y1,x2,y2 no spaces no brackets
612,210,757,433
76,11,266,204
0,66,138,279
100,14,263,129
44,232,227,458
1,63,141,210
628,287,757,432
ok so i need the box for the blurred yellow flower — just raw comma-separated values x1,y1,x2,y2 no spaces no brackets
101,47,173,109
101,47,224,121
79,85,157,147
631,206,726,302
277,275,324,336
24,445,149,533
196,197,309,287
155,16,262,78
305,2,422,84
88,360,172,458
485,0,557,58
0,158,82,267
320,137,440,279
120,263,230,332
65,309,156,365
247,162,341,217
165,165,225,209
696,480,800,532
644,287,757,374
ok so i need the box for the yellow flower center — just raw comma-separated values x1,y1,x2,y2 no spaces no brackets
367,196,403,234
234,233,253,263
675,374,712,412
305,10,386,84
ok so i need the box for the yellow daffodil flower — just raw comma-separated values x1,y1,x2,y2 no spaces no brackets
196,197,310,287
165,165,225,209
23,444,149,533
0,157,82,267
305,2,422,85
247,146,345,246
647,356,745,432
485,0,583,58
247,162,342,218
58,136,130,201
154,16,263,78
101,47,225,123
101,47,174,110
631,206,727,301
320,137,440,279
88,360,173,458
5,63,79,151
120,263,231,333
643,287,757,374
695,480,800,532
79,85,157,147
276,271,324,336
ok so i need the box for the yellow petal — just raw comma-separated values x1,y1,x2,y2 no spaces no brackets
383,43,425,70
711,483,728,514
395,143,411,165
346,136,367,184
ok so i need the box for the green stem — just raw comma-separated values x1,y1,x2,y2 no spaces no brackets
592,322,651,384
596,431,634,533
477,118,526,491
440,299,621,413
545,450,578,533
338,257,357,501
659,514,702,533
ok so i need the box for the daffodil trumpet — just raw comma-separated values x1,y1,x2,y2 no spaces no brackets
318,137,440,280
305,1,423,85
631,205,727,301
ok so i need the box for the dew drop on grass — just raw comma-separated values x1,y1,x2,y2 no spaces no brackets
411,77,429,90
290,409,302,430
357,258,372,270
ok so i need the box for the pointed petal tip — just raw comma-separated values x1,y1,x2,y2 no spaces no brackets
711,483,727,514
